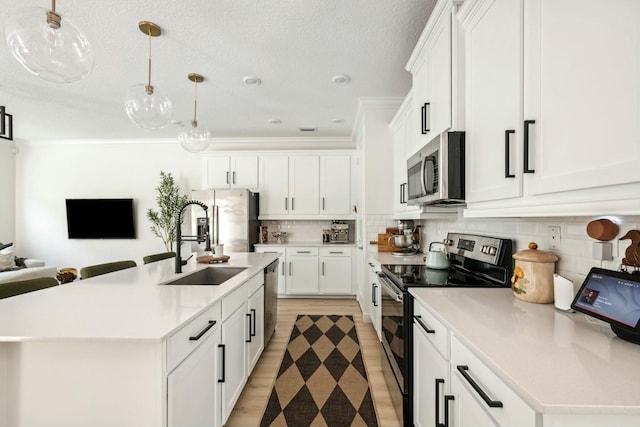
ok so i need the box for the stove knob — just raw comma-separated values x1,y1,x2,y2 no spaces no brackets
443,239,453,246
489,246,497,255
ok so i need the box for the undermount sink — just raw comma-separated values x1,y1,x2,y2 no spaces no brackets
162,267,247,286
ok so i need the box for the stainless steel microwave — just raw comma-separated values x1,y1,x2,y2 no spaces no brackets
407,131,465,206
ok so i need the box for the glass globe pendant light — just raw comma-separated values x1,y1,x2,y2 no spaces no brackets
178,73,210,153
3,0,94,83
123,21,173,129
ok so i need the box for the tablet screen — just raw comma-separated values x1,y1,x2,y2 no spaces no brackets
572,268,640,329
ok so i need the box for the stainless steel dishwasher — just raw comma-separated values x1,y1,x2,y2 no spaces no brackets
264,259,278,345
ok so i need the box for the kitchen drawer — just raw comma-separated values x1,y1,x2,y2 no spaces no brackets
451,334,536,427
222,281,248,320
255,246,285,256
167,301,221,372
285,247,319,256
413,298,449,359
246,270,264,296
319,247,352,257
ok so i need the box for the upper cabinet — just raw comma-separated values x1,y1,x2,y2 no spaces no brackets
406,0,463,157
460,0,640,216
203,155,258,190
391,93,421,218
259,153,354,219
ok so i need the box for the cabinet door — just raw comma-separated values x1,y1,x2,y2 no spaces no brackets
220,304,248,424
463,0,523,203
247,286,264,373
319,256,352,294
168,326,221,427
523,0,640,195
413,321,450,427
286,256,319,294
259,156,289,216
203,156,231,189
320,155,351,216
231,156,258,189
450,372,496,427
425,6,452,138
289,155,320,215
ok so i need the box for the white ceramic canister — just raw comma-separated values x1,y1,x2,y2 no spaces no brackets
511,242,559,303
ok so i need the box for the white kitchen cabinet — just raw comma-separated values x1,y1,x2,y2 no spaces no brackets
168,324,222,427
220,284,249,424
461,0,523,204
247,285,264,373
320,155,351,216
285,247,319,294
289,155,320,215
203,156,258,190
368,259,382,339
450,334,536,427
460,0,640,216
319,247,352,294
259,155,290,216
391,93,421,218
413,300,450,427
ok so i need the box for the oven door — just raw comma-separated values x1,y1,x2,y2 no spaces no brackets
380,273,405,392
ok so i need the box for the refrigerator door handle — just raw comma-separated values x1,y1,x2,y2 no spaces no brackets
213,204,219,245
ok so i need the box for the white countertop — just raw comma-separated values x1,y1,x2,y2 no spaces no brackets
409,287,640,415
0,252,279,343
368,251,426,265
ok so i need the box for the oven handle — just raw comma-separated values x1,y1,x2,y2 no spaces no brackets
379,274,403,302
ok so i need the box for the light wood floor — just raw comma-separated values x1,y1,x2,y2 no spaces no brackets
225,298,401,427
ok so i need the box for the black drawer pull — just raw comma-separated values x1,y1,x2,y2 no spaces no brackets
456,365,503,408
441,395,454,427
421,102,430,134
250,308,256,337
188,320,217,341
435,378,444,426
414,315,435,334
246,313,252,343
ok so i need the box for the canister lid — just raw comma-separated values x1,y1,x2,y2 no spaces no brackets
512,242,558,262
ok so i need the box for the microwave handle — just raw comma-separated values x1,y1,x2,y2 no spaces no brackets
420,156,428,197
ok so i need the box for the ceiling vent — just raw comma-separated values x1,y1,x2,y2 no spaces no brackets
299,127,318,132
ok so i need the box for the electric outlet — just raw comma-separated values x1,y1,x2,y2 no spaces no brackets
548,226,561,250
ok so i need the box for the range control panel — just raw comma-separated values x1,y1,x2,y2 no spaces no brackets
443,233,511,266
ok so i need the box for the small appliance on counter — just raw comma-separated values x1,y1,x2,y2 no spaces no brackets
390,220,420,256
329,221,350,244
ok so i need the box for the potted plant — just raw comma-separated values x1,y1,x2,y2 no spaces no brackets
147,172,189,252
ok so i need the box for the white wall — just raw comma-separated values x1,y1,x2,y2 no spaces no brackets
0,141,15,245
14,140,202,269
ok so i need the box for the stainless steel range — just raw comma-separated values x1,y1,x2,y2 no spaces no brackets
378,232,513,427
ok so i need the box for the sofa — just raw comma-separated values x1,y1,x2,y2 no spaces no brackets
0,243,57,285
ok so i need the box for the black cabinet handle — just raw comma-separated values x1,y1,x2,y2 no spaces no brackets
226,171,229,184
421,103,430,134
435,378,444,426
414,315,435,334
251,308,256,338
456,365,503,408
504,130,515,178
523,120,535,174
218,344,226,383
441,395,454,427
371,283,378,307
246,313,252,343
188,320,217,341
232,171,236,184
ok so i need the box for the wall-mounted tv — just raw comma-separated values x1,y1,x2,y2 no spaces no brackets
66,198,136,239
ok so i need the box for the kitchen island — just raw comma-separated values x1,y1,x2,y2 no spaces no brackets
0,252,279,427
410,287,640,426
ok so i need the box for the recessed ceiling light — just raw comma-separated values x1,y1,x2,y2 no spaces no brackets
268,119,281,124
332,74,351,84
331,118,345,123
242,76,261,86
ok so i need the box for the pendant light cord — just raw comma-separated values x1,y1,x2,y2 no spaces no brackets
146,26,154,94
193,80,198,126
51,0,56,13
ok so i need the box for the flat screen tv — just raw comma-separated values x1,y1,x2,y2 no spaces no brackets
66,198,136,239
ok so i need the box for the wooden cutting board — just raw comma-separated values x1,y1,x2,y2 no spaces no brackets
196,255,230,264
377,232,397,252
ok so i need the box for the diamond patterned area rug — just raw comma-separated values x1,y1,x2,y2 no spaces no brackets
260,314,379,427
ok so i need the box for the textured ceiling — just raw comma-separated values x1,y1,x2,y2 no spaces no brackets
0,1,434,142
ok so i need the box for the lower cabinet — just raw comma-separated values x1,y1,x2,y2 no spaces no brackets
167,324,222,427
286,247,320,294
319,247,352,294
247,285,265,372
367,259,382,339
220,300,248,424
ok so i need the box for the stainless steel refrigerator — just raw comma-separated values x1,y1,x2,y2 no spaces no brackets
191,189,259,252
